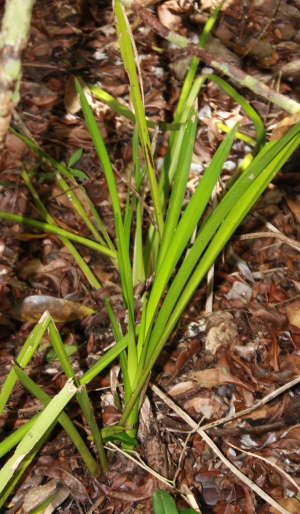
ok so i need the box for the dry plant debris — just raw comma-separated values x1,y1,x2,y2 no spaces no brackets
2,0,300,513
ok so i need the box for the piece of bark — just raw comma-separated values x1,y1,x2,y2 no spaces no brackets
138,395,170,478
0,0,35,154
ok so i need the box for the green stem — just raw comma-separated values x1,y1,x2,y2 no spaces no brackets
0,211,117,259
22,170,102,289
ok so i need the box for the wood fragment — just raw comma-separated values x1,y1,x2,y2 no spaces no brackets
0,0,35,155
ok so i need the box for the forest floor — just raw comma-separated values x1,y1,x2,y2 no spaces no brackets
2,0,300,512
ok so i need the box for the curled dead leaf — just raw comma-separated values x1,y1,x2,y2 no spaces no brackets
206,320,238,354
270,497,300,514
286,197,300,223
38,465,88,503
188,356,253,391
271,113,300,140
8,295,95,322
65,75,93,115
286,301,300,328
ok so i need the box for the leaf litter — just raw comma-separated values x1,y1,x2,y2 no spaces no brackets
2,0,300,512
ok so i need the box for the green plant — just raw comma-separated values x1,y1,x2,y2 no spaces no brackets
153,489,198,514
0,0,300,508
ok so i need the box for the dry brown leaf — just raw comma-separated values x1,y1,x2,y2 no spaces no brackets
280,58,300,82
188,356,253,391
4,133,29,160
286,302,300,328
64,75,93,115
157,0,186,31
184,397,213,418
23,479,58,513
19,258,70,279
271,113,300,140
8,295,95,322
270,497,300,514
21,81,59,109
286,197,300,223
168,381,196,396
206,320,238,354
38,465,88,503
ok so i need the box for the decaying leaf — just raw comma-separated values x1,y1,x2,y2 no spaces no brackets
286,197,300,223
286,301,300,328
271,113,300,140
38,465,88,503
270,497,300,514
23,478,58,513
188,355,253,390
206,320,238,354
8,295,95,322
64,75,93,115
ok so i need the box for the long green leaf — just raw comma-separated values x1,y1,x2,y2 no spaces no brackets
22,169,102,289
145,124,239,354
0,377,77,494
75,79,122,221
48,321,108,469
132,126,146,285
0,423,57,508
76,385,108,471
157,104,198,268
150,124,300,357
120,124,300,426
206,74,265,150
4,365,99,474
10,127,116,254
114,0,164,238
0,311,51,414
115,212,137,383
79,333,130,385
0,211,116,259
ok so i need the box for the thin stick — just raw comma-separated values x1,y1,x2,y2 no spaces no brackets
151,383,296,514
106,441,202,512
238,231,300,252
200,374,300,431
226,441,300,493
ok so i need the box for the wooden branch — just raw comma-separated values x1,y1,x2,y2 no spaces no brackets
0,0,35,154
119,0,300,115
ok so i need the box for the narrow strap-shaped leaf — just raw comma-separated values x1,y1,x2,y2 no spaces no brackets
75,79,122,221
145,124,239,355
0,377,78,494
1,366,99,474
22,169,102,289
0,211,116,259
157,104,198,267
10,127,115,254
114,0,164,238
0,311,51,414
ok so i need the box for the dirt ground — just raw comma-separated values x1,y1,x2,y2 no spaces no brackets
2,0,300,512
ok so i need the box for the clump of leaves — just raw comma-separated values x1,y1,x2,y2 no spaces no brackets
0,0,300,510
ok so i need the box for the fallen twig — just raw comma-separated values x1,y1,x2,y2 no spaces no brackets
151,382,298,514
0,0,35,154
238,231,300,252
200,374,300,431
118,0,300,115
